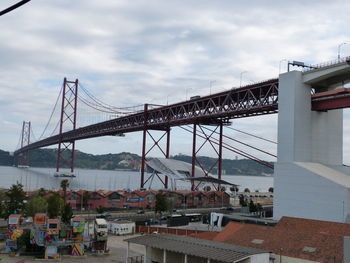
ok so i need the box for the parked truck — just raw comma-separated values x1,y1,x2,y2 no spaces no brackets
94,218,108,241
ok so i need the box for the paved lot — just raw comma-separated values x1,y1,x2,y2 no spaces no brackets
0,234,145,263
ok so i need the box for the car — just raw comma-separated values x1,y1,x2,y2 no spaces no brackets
96,212,112,219
137,210,145,214
146,219,159,225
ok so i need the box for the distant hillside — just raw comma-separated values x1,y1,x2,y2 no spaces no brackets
0,149,13,166
0,148,273,175
173,155,273,175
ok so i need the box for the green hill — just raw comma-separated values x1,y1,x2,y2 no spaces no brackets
0,148,273,175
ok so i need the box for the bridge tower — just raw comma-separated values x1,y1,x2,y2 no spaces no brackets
56,78,78,175
17,121,31,166
274,61,350,223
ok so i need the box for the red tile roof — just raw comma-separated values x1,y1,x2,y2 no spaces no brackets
105,190,126,197
276,216,350,236
194,217,348,263
132,190,157,197
213,222,245,242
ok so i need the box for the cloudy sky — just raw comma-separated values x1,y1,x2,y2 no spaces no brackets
1,0,350,163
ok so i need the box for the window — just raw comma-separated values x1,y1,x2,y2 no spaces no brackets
109,193,121,201
48,223,57,229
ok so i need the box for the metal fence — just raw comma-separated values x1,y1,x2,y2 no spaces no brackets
127,255,144,263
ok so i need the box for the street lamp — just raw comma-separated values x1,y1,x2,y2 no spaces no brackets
239,71,248,87
185,88,193,101
279,59,287,74
338,42,347,61
210,80,216,95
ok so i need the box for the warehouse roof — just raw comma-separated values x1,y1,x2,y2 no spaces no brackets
125,233,268,263
183,176,237,186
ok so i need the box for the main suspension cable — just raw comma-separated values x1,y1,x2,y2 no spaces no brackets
226,126,277,144
78,83,141,113
38,85,63,140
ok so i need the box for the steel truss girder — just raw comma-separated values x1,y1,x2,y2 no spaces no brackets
15,79,279,154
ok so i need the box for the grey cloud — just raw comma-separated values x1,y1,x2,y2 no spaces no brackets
0,0,350,163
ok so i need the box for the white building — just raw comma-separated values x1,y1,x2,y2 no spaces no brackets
108,220,135,235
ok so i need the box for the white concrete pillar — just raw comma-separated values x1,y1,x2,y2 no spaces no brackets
207,259,211,263
163,249,167,263
144,246,147,263
277,70,343,165
184,254,188,263
277,71,312,163
274,69,348,222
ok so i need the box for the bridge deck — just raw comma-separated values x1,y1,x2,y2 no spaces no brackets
15,79,279,154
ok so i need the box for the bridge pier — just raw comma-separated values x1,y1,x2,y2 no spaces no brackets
191,122,224,191
140,128,171,189
275,62,350,223
140,103,171,189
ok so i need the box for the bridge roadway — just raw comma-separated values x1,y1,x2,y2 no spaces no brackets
15,78,279,155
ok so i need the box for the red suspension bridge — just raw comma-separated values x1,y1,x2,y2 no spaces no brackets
13,57,350,189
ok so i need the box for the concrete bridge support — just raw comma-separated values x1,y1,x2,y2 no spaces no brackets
274,62,350,223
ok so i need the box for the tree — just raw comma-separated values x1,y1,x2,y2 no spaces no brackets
230,186,239,193
37,188,47,197
155,193,167,215
256,203,263,212
268,187,274,193
24,196,48,217
220,186,226,192
249,200,257,213
203,186,211,192
96,206,105,214
244,188,250,193
61,204,73,224
4,182,26,218
239,194,247,207
82,191,90,210
60,179,69,205
47,193,64,218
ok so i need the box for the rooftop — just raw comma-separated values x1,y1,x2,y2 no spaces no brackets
192,216,349,263
125,233,268,263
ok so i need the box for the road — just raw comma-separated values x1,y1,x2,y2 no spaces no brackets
74,205,272,221
74,207,227,221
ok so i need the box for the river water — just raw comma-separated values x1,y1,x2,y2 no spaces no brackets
0,166,273,192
